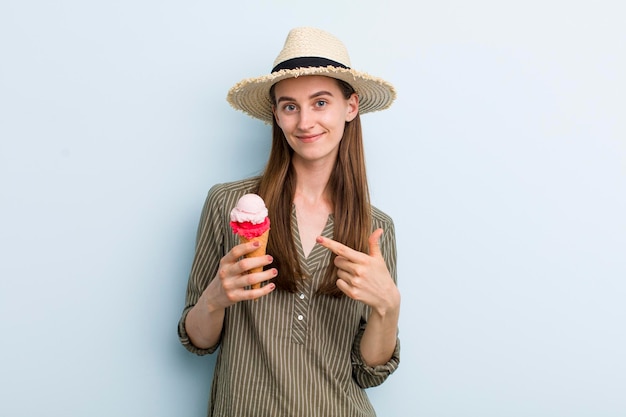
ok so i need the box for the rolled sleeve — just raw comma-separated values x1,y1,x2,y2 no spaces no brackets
351,326,401,388
177,306,219,356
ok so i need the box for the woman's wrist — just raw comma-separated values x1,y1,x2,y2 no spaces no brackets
372,288,401,319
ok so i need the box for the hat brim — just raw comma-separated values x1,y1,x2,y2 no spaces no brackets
227,66,396,124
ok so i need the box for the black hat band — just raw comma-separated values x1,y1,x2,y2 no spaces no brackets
272,57,350,73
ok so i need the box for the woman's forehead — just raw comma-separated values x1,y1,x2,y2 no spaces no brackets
273,75,341,96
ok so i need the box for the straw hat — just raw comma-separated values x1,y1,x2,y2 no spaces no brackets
227,27,396,124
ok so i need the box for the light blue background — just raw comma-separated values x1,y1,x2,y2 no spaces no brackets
1,1,624,416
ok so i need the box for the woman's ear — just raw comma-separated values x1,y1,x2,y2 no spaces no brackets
346,93,359,122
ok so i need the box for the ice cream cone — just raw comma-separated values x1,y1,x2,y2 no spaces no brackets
230,193,271,292
239,229,269,289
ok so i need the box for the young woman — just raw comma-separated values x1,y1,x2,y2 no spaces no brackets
178,27,401,417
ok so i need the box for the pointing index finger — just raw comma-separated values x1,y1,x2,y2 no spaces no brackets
316,236,356,259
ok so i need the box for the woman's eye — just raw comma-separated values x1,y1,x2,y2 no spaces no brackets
284,104,296,112
315,100,327,108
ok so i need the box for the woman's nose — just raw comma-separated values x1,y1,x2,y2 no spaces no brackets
297,108,314,130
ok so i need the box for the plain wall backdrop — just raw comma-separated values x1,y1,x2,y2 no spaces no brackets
1,1,624,416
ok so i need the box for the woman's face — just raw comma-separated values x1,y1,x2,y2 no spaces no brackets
272,75,358,167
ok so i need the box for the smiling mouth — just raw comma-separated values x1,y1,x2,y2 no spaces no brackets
297,133,323,143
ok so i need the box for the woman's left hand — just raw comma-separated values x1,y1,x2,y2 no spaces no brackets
316,228,400,315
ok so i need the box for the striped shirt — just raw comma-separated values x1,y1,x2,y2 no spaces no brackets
178,178,400,417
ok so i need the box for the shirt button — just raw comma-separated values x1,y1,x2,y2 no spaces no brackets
297,314,304,321
299,293,305,299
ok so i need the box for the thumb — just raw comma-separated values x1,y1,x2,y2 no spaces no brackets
368,228,384,257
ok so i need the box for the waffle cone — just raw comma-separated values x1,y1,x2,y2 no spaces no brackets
239,229,269,289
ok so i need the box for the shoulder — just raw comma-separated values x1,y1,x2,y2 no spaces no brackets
208,177,260,198
203,177,261,217
371,205,395,231
371,204,398,276
207,177,260,202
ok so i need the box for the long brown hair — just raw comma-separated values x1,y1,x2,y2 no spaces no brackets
256,78,372,296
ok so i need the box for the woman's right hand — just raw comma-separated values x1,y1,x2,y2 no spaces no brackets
203,240,277,310
185,241,276,349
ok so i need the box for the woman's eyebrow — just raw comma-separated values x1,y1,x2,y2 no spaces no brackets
310,90,334,99
276,95,296,104
276,91,334,104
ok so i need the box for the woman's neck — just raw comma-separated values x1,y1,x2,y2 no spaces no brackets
292,158,334,209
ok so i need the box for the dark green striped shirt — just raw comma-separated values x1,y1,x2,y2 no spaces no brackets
178,178,400,417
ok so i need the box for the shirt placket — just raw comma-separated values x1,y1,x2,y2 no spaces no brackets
291,277,312,345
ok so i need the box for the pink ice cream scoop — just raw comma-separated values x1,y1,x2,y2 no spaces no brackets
230,194,271,239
